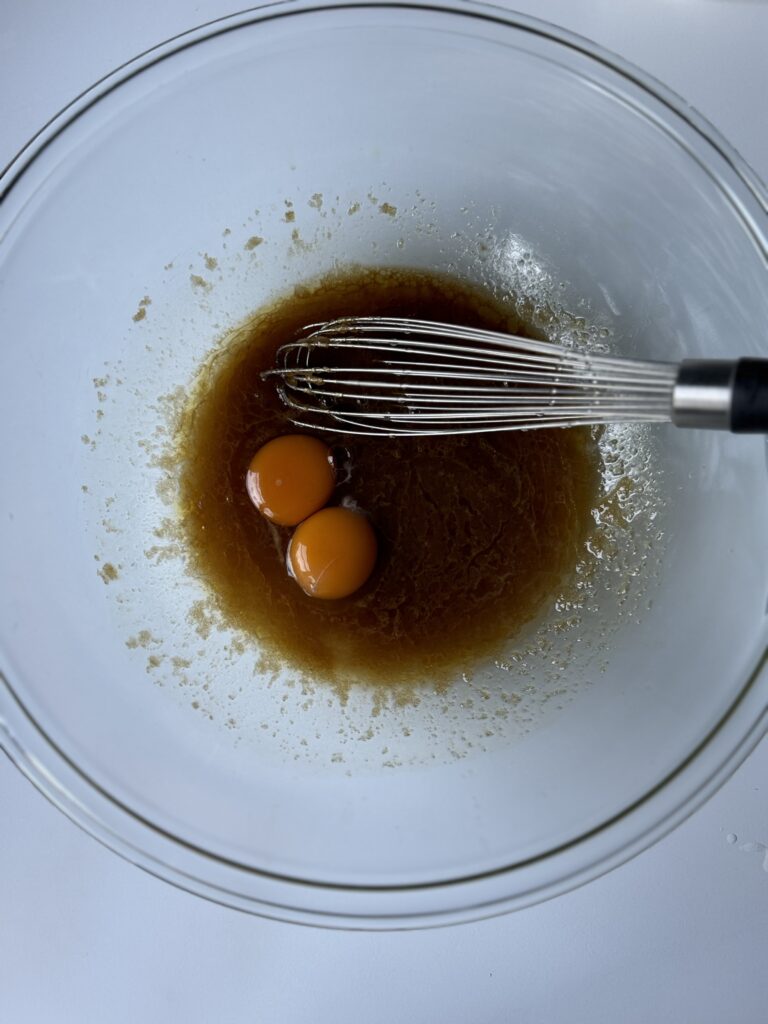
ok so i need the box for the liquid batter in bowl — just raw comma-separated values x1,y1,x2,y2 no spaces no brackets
177,266,602,685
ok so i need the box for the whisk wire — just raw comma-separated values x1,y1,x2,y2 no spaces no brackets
266,316,679,437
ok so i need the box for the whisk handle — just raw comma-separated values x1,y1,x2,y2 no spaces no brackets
731,360,768,433
673,359,768,433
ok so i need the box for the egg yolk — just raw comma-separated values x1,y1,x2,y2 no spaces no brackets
246,434,335,526
288,506,377,599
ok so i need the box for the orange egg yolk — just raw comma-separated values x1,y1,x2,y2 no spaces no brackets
246,434,335,526
288,506,377,599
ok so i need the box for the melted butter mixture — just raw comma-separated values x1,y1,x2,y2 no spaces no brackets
177,266,601,684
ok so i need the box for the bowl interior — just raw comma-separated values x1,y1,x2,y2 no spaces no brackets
1,3,767,891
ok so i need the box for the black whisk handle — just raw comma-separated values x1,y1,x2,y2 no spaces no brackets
731,359,768,433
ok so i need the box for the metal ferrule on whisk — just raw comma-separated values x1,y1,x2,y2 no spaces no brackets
671,360,736,430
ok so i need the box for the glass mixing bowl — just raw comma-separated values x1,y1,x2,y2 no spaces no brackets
1,0,768,928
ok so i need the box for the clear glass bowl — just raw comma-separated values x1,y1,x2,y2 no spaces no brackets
1,0,767,928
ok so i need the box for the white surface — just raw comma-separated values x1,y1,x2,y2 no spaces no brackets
1,0,768,1020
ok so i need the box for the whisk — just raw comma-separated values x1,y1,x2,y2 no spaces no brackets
263,317,768,437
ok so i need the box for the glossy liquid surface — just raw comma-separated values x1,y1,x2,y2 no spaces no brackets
178,267,601,685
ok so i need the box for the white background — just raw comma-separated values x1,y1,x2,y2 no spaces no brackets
2,1,768,1020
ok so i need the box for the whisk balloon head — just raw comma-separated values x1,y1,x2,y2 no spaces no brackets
263,317,678,437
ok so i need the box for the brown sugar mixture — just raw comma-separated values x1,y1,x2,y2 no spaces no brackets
177,266,601,684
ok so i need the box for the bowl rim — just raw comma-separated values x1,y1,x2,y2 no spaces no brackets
2,0,768,929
